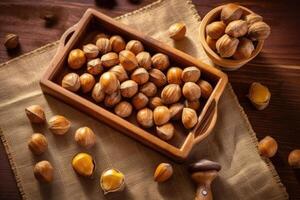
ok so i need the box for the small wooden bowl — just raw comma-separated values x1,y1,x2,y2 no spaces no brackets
199,5,264,71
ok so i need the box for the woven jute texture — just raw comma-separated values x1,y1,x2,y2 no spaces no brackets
0,0,288,199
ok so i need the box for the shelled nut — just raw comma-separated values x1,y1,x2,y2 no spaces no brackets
248,21,271,41
120,80,138,98
149,97,164,109
131,68,149,85
233,38,254,60
245,13,263,26
48,115,71,135
137,108,154,128
154,163,173,182
156,123,174,141
182,82,201,101
161,84,182,105
149,68,167,87
74,127,96,149
205,21,226,40
68,49,86,69
109,65,128,82
83,43,99,59
151,53,170,71
169,103,184,120
79,73,95,93
182,108,198,129
288,150,300,168
25,105,46,124
197,80,213,99
132,92,149,110
247,82,271,110
100,168,125,194
96,38,111,54
101,52,119,68
167,67,183,85
153,106,171,126
4,33,19,50
114,101,133,118
92,83,105,103
119,50,138,71
136,51,152,70
220,3,243,24
184,100,200,111
140,82,157,97
99,72,120,95
181,66,201,83
104,90,122,107
87,58,103,75
72,153,95,177
110,35,126,53
33,160,54,183
28,133,48,155
168,22,186,40
258,136,278,158
216,34,239,58
126,40,144,55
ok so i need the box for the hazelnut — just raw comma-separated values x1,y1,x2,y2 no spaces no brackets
126,40,144,55
221,3,243,24
109,65,128,82
114,101,133,118
119,50,138,71
110,35,126,53
149,97,164,109
83,43,99,59
233,38,255,60
182,82,201,101
167,67,183,85
33,160,54,183
101,52,119,68
216,34,239,58
140,82,157,97
104,90,121,107
28,133,48,155
288,150,300,168
75,127,96,149
96,38,111,54
4,33,19,49
79,73,95,93
182,108,198,129
206,36,217,51
93,33,109,43
248,21,271,41
131,68,149,85
156,123,174,141
72,153,95,177
136,51,152,70
87,58,103,75
151,53,170,71
68,49,86,69
248,82,271,110
92,83,105,103
181,66,201,83
258,136,278,158
154,163,173,182
225,20,248,38
99,72,120,95
168,22,186,40
184,99,200,111
149,68,167,87
62,72,81,92
100,169,125,194
48,115,71,135
120,80,138,98
161,84,182,105
205,21,226,40
153,106,171,125
245,13,263,26
197,80,213,99
132,92,149,110
169,103,184,120
25,105,46,123
137,108,154,128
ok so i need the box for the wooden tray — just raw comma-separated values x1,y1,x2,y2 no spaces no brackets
40,9,228,161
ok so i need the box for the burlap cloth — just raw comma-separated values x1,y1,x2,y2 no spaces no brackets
0,0,288,199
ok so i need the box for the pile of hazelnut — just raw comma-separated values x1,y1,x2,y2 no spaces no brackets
206,3,271,59
62,33,214,141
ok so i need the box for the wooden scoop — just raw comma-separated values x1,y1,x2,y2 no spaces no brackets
188,159,221,200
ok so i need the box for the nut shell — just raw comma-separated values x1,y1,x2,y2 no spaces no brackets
34,160,54,183
125,40,144,55
182,108,198,129
83,43,99,59
75,127,96,149
168,22,186,40
92,83,105,103
119,50,138,71
258,136,278,158
136,51,152,70
62,73,81,92
233,38,255,60
181,66,201,83
28,133,48,155
149,97,163,109
137,108,154,128
140,82,157,97
167,67,183,85
206,36,217,51
4,33,19,49
96,38,111,54
206,21,226,40
104,90,122,107
132,92,149,110
68,49,86,69
131,68,149,85
221,3,243,24
248,21,271,41
114,101,133,118
99,72,120,95
216,34,239,58
109,65,128,82
25,105,46,124
48,115,71,135
161,84,182,105
182,82,201,101
288,150,300,168
101,52,119,68
120,80,138,98
151,53,170,71
110,35,126,53
79,73,95,93
154,163,173,182
156,123,174,141
197,80,213,99
169,103,184,120
245,13,263,26
153,106,171,126
87,58,103,75
184,100,200,111
149,69,167,87
225,20,248,38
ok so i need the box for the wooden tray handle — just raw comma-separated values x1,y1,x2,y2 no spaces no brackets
195,185,213,200
57,23,78,52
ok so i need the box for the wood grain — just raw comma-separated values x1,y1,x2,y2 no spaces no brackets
0,0,299,199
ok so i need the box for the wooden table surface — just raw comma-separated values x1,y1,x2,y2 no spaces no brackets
0,0,299,199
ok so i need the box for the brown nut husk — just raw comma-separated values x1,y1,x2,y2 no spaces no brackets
34,160,54,183
114,101,133,118
100,168,125,194
4,33,19,49
28,133,48,155
136,51,152,70
149,97,164,110
233,38,255,60
182,82,201,101
288,149,300,168
184,100,200,111
248,21,271,41
87,58,103,75
72,153,95,177
161,84,182,105
154,163,173,182
167,67,183,85
206,36,217,51
197,80,213,99
120,80,138,98
131,68,149,85
216,34,239,58
48,115,71,135
132,92,149,110
149,68,167,87
225,20,248,38
83,43,99,59
25,105,46,124
92,83,105,103
181,66,201,83
182,108,198,129
220,3,243,24
110,35,126,53
96,38,111,54
80,73,95,93
168,22,186,40
62,72,81,92
119,50,138,71
68,49,86,69
153,106,171,126
126,40,144,55
258,136,278,158
156,123,174,141
248,82,271,110
169,103,184,120
75,127,96,149
104,90,122,107
245,13,263,26
137,108,154,128
99,72,120,95
140,82,157,97
151,53,170,71
205,21,226,40
109,65,128,82
101,52,119,68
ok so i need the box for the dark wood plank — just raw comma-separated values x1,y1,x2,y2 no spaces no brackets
0,0,299,199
